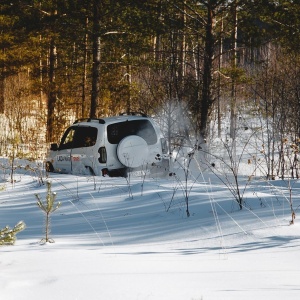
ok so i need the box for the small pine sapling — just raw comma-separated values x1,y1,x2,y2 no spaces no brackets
0,221,26,246
35,181,61,244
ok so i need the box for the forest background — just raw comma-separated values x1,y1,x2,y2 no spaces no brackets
0,0,300,180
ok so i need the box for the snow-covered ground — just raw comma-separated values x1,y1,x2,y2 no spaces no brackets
1,157,300,299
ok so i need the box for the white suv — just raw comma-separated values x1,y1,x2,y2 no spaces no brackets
46,114,170,177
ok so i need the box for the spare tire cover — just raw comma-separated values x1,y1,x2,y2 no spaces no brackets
117,135,149,168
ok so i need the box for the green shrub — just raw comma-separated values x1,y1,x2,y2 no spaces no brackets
0,221,26,246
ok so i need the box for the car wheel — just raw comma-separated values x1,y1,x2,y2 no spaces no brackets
117,135,149,168
45,161,54,172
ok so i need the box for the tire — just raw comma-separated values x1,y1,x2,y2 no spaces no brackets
45,161,54,172
117,135,149,168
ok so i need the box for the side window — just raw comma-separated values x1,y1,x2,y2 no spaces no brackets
59,126,97,149
73,127,98,148
59,128,76,150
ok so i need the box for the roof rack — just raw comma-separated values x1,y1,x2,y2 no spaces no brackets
73,118,106,124
119,111,148,117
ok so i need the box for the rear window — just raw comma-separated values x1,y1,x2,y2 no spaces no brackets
107,120,157,145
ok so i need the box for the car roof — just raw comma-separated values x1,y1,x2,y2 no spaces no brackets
72,114,153,127
103,115,149,124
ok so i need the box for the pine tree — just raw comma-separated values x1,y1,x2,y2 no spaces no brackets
35,181,61,244
0,221,26,246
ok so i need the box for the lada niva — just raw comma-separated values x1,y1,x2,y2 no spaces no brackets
45,114,169,177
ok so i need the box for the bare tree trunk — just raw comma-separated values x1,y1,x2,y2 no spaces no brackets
230,2,238,140
126,61,131,113
200,4,215,140
217,16,224,138
178,1,191,143
82,16,89,118
0,48,5,113
39,34,43,110
230,3,238,192
0,74,4,114
154,1,162,63
46,1,58,143
90,0,101,119
46,37,57,142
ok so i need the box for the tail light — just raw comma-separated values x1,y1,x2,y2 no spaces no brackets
98,147,107,163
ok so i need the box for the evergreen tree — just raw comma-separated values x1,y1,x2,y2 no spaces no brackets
0,1,39,113
35,181,61,244
0,221,26,246
0,0,299,150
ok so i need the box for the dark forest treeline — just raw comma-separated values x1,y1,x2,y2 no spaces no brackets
0,0,299,152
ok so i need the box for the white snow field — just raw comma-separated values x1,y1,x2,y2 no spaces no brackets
1,160,300,300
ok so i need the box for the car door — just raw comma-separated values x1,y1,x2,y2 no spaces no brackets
70,126,98,174
54,127,75,173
